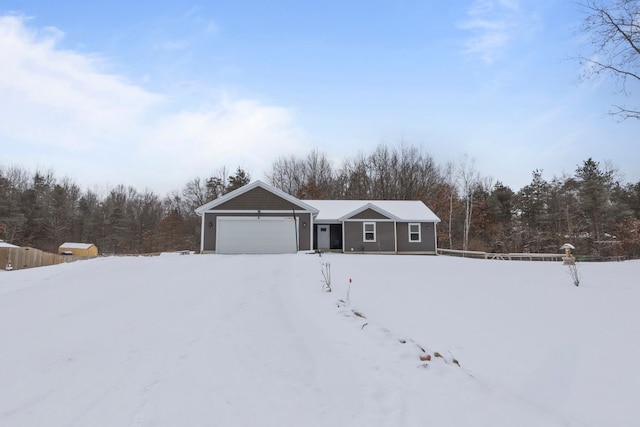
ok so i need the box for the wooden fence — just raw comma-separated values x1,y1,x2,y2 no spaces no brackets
437,248,566,262
437,248,628,262
0,247,93,271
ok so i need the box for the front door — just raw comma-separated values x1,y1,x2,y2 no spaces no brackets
317,225,330,250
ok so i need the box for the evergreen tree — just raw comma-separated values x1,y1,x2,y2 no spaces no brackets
575,158,614,245
225,167,251,194
517,170,551,252
487,182,516,252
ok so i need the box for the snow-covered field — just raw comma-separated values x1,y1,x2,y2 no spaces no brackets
1,253,638,426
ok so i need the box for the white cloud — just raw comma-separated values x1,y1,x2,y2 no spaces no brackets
459,0,527,64
0,15,307,192
144,98,306,186
0,14,161,150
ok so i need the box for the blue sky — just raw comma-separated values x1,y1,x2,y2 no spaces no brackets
1,0,638,194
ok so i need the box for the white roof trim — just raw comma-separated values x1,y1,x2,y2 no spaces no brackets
202,210,315,214
338,202,400,222
195,180,319,215
305,199,441,223
59,242,95,249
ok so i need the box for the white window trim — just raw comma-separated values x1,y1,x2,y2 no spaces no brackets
408,223,421,242
363,222,376,242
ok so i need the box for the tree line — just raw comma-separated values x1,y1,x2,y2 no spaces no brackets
1,145,639,258
2,1,639,258
266,146,640,258
0,166,250,255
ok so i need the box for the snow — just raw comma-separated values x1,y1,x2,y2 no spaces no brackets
1,253,638,426
0,240,19,248
306,200,440,222
59,242,95,249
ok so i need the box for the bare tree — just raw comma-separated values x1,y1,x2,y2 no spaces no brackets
363,146,391,199
130,190,163,253
182,167,234,211
341,152,371,199
299,150,335,199
443,162,457,249
266,155,307,196
579,0,640,120
457,154,480,252
182,177,211,209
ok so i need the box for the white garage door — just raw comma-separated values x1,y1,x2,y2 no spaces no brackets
216,217,298,254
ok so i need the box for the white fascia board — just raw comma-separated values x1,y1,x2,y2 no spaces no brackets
217,216,297,221
194,180,319,215
200,214,205,253
342,218,438,223
434,222,438,250
337,202,400,222
200,209,314,214
342,218,396,222
394,221,398,253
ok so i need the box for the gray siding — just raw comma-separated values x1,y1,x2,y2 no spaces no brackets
343,221,395,252
350,208,390,220
396,222,436,252
203,212,311,252
216,187,304,211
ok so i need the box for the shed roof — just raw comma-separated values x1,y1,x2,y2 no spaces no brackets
59,242,95,250
0,240,19,248
305,200,441,223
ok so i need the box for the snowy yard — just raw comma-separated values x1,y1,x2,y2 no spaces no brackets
1,253,638,426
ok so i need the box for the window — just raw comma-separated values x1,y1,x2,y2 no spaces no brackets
408,223,421,242
363,222,376,242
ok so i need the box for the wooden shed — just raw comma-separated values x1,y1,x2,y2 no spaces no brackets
0,240,20,249
58,242,99,257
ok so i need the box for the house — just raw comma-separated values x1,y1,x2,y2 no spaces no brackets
306,199,439,254
58,243,99,257
195,180,440,254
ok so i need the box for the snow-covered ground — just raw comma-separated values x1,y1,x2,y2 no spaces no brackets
1,253,638,426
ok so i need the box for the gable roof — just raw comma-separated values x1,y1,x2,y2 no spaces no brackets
305,200,441,223
338,202,399,221
59,242,95,249
195,180,320,215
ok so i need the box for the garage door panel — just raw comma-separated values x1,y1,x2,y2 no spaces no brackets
217,217,297,254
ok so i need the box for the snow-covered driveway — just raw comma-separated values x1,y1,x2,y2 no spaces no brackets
2,253,637,426
1,255,411,426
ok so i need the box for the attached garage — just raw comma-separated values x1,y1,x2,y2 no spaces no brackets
195,181,317,254
216,217,298,254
